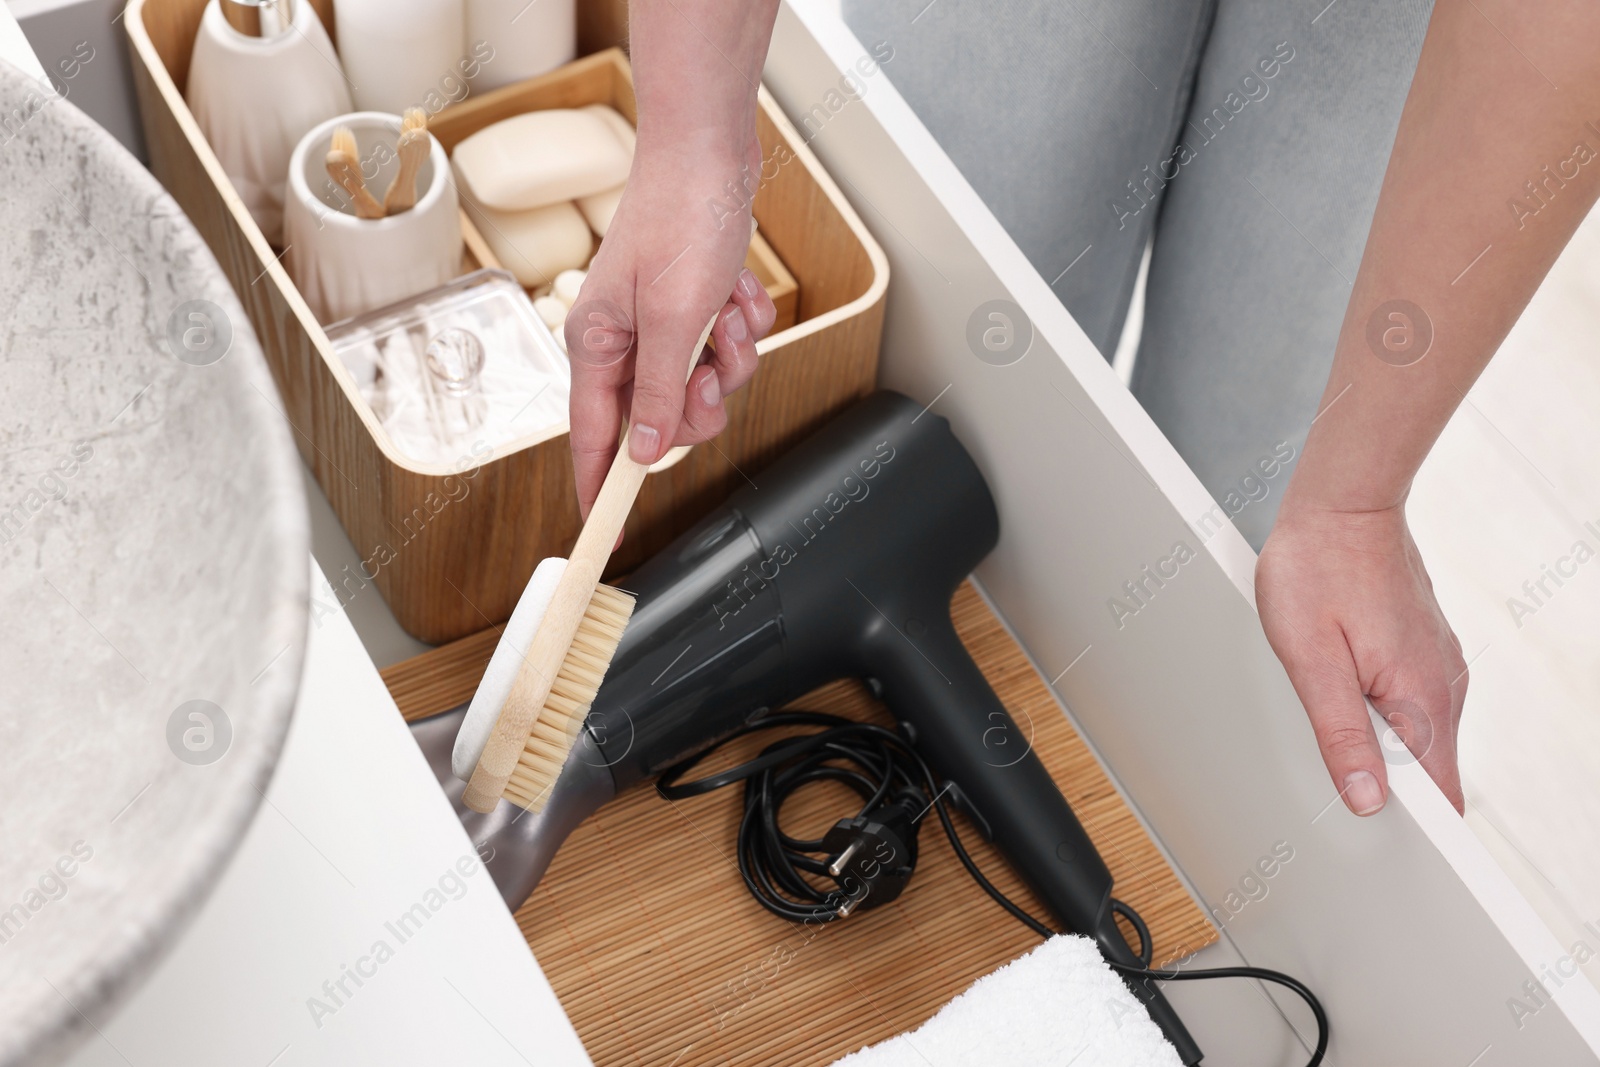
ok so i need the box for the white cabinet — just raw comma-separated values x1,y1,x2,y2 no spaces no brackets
59,565,591,1067
763,3,1600,1062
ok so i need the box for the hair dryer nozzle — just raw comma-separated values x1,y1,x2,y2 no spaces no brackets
410,703,615,908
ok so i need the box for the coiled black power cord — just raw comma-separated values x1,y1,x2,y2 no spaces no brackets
658,710,1329,1067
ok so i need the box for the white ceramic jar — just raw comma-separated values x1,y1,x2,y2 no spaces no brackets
463,0,575,92
334,0,468,114
284,112,463,325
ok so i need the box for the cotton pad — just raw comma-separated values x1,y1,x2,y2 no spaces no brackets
453,556,569,781
533,294,567,331
552,268,586,307
451,109,632,211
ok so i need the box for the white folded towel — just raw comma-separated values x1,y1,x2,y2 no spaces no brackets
829,935,1182,1067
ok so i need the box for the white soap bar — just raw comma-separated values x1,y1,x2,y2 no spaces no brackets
552,269,586,308
533,295,568,331
469,200,593,288
578,184,625,237
575,105,633,237
582,104,637,153
452,109,632,212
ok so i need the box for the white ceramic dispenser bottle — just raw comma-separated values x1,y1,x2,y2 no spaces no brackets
184,0,354,245
335,0,468,114
464,0,576,92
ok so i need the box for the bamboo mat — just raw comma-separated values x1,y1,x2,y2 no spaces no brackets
382,581,1216,1066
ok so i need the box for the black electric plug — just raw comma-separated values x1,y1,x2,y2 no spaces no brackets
820,795,923,917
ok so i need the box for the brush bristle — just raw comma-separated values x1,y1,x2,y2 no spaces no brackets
330,125,357,159
503,582,636,812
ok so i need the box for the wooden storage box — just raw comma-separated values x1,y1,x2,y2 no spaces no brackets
125,1,888,643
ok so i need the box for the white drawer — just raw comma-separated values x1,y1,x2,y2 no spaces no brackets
763,3,1600,1063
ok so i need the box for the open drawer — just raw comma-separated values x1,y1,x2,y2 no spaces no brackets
762,2,1600,1064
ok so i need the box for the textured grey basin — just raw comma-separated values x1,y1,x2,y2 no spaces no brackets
0,61,308,1065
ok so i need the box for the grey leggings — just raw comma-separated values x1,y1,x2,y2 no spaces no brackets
844,0,1435,547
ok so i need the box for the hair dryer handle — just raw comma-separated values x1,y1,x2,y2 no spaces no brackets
870,612,1110,930
870,611,1203,1065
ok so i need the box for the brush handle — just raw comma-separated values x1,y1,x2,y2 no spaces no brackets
327,154,384,219
383,131,428,215
462,313,718,813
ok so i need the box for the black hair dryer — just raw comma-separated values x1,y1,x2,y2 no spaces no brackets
411,391,1201,1063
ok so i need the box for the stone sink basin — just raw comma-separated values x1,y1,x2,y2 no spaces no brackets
0,60,308,1065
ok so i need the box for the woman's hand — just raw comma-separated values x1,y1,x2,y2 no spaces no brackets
564,139,777,517
560,0,782,518
1252,0,1600,816
1256,501,1467,816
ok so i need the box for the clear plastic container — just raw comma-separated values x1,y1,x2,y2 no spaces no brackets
326,269,570,467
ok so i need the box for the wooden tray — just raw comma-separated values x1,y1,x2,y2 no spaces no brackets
127,6,888,644
382,581,1217,1066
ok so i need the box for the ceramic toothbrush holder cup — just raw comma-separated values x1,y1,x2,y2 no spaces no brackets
285,112,462,326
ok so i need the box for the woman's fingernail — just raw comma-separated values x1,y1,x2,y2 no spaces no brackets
629,423,660,463
1344,771,1385,816
723,305,748,343
699,369,721,406
737,268,760,300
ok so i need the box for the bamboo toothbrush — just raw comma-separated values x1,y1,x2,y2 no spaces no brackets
325,125,384,219
461,314,721,815
383,108,430,216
